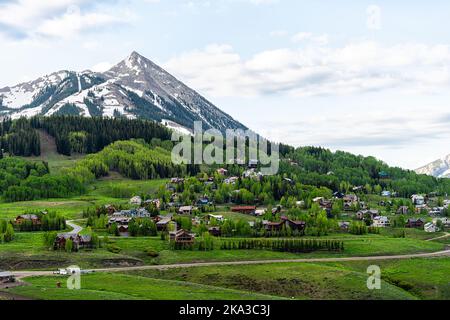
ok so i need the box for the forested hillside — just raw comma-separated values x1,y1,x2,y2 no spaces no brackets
0,116,449,202
278,146,450,197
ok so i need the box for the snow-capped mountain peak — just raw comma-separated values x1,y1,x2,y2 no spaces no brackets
416,154,450,178
0,51,246,133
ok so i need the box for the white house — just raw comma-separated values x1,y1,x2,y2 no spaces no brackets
433,217,450,227
254,209,266,216
424,222,438,233
411,194,425,206
130,196,142,206
372,216,390,228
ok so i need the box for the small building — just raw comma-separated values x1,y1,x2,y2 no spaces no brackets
170,178,185,184
130,196,142,206
424,222,438,233
0,271,15,284
381,191,391,197
196,198,210,207
15,214,41,226
231,206,256,215
405,218,425,229
433,217,450,227
224,176,239,184
205,214,224,223
356,209,379,220
217,168,228,176
254,209,266,217
117,225,129,236
208,227,221,237
397,206,409,215
343,194,358,211
372,216,390,228
156,216,172,231
144,199,161,209
411,195,425,206
54,234,92,251
169,229,195,244
338,221,351,231
179,206,194,215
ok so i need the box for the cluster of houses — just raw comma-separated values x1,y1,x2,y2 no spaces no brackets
410,195,449,215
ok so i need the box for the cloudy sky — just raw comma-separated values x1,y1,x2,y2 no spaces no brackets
1,0,450,169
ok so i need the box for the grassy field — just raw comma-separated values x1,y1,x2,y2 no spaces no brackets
5,273,283,300
4,256,449,300
123,261,418,300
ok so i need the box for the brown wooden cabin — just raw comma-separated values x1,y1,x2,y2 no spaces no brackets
231,206,256,214
169,229,195,244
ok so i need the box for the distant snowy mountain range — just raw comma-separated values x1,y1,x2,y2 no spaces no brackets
416,154,450,178
0,51,247,134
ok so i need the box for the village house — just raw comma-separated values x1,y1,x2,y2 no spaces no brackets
208,227,221,237
144,199,161,209
196,198,211,207
265,216,306,234
356,209,380,220
216,168,228,176
103,204,117,215
254,209,266,217
397,206,410,215
179,206,195,215
405,218,425,229
372,216,390,228
424,222,438,233
112,208,151,219
381,190,391,197
231,206,256,215
224,176,239,185
156,216,172,231
0,271,15,284
14,214,42,226
411,194,425,206
433,217,450,227
129,196,142,206
338,221,351,232
170,177,185,184
343,194,358,211
54,234,92,251
205,214,224,223
169,229,195,244
429,207,444,216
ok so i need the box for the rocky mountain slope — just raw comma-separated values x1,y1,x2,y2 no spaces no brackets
0,51,247,133
416,154,450,178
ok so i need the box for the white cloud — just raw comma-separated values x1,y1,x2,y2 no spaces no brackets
0,0,129,40
165,40,450,97
367,5,382,31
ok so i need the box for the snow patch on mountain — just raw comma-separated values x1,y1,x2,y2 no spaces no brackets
416,154,450,178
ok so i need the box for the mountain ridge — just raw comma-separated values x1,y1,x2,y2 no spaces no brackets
0,51,247,133
416,154,450,178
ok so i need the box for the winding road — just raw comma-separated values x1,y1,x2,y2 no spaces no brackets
66,220,83,235
11,249,450,279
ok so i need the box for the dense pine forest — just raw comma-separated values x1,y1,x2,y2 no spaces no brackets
28,115,172,155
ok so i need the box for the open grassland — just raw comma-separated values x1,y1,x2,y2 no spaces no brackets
4,256,449,300
124,261,418,300
5,273,283,300
322,257,450,300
